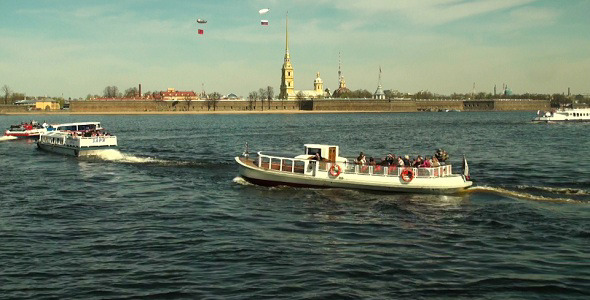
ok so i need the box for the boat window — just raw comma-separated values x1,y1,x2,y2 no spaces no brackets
78,124,96,131
307,148,322,157
58,125,77,131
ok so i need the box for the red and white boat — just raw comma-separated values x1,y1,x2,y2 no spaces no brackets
4,121,48,138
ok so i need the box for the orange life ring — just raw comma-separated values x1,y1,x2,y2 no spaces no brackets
401,168,415,182
329,164,342,177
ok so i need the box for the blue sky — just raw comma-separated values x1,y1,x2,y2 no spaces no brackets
1,0,589,98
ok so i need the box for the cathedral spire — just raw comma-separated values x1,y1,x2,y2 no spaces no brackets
279,12,294,100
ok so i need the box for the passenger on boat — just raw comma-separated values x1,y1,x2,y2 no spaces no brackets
384,153,395,166
311,152,322,161
403,155,411,166
420,157,432,168
432,156,440,167
413,156,423,168
397,157,405,167
356,152,366,165
435,149,449,163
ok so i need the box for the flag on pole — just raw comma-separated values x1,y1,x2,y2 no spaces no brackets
261,20,269,26
462,155,470,181
197,29,204,34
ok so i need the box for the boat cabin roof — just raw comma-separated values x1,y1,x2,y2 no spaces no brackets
52,122,101,127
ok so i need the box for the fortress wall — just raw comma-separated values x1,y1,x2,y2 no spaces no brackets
68,99,551,113
312,99,417,112
493,99,550,111
416,100,463,111
70,100,300,112
0,105,32,113
463,100,495,111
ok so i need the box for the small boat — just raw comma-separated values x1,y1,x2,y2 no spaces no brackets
235,144,473,194
37,122,117,157
4,121,48,138
533,107,590,123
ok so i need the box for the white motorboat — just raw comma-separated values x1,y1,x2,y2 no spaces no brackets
533,107,590,123
235,144,473,194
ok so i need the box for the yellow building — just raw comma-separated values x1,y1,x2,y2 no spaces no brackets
35,101,60,110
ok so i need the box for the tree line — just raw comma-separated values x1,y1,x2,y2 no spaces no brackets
247,86,274,110
3,83,589,108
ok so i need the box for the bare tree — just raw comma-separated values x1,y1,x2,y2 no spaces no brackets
266,86,274,110
206,92,221,111
185,95,192,110
248,91,258,110
2,85,11,105
124,87,138,98
103,86,120,98
259,88,267,111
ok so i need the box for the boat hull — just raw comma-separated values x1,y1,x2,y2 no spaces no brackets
37,143,116,157
236,157,472,194
4,129,46,138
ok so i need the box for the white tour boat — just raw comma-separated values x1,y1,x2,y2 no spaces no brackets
533,107,590,123
37,122,117,156
235,144,473,194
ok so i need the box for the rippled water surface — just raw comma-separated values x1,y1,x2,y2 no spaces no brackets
1,112,589,299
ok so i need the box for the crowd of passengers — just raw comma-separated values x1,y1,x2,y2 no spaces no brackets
352,149,449,168
310,149,449,169
70,130,112,138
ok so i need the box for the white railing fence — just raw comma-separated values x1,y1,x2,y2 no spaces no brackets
255,152,453,178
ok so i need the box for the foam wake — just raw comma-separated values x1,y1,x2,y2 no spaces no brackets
233,176,254,186
516,185,590,195
0,136,18,142
467,186,582,203
89,149,166,164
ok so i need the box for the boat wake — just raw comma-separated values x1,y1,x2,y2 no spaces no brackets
88,149,167,164
233,176,254,186
466,186,585,203
0,136,18,142
516,185,590,195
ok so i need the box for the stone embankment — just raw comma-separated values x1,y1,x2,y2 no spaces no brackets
1,99,550,114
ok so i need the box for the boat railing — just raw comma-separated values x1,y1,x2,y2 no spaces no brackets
255,152,454,178
257,152,307,174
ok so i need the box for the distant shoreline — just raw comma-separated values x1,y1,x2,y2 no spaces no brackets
1,110,415,115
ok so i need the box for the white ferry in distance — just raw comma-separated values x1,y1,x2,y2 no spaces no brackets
235,144,473,194
533,107,590,123
37,122,117,157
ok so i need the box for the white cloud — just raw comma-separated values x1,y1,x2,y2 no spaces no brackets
312,0,538,26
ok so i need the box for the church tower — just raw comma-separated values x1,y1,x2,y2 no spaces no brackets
314,72,323,93
279,14,295,100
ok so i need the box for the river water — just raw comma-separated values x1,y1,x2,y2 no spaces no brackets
1,112,589,299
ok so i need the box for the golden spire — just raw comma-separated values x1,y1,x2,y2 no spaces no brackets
285,12,289,57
